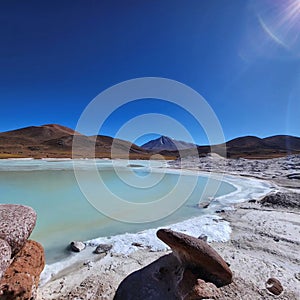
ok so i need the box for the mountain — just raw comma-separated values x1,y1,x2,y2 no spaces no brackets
141,136,197,151
0,124,157,159
142,135,300,159
1,125,299,159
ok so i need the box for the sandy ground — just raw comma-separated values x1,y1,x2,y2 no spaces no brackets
38,155,300,299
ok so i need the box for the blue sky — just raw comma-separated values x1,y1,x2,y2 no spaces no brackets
0,0,299,145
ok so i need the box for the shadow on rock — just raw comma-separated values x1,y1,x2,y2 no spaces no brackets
114,253,182,300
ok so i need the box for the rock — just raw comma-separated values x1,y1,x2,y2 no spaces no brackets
193,279,221,299
287,173,300,180
178,269,221,299
294,272,300,281
260,192,300,209
0,239,11,280
0,240,45,300
83,260,93,269
265,277,283,295
198,201,210,209
94,244,112,254
248,199,256,203
132,242,143,247
198,234,208,242
70,241,85,252
0,204,37,256
157,229,232,287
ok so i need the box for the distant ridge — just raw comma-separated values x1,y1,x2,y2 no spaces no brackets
143,134,300,159
225,135,300,158
0,124,299,159
0,124,81,143
0,124,155,159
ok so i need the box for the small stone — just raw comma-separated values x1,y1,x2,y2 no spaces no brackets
131,242,143,247
178,269,221,299
93,244,112,254
83,260,93,268
70,241,85,252
273,237,280,242
294,273,300,281
198,234,208,242
193,278,221,299
198,202,210,209
265,277,283,295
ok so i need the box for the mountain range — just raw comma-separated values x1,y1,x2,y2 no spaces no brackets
0,124,152,159
0,124,299,159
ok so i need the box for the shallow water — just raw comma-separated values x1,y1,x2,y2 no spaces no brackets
0,159,236,263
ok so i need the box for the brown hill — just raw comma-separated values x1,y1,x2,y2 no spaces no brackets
0,124,156,159
225,135,300,158
263,135,300,151
0,124,80,143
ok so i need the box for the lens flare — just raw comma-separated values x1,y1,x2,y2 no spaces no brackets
257,0,300,54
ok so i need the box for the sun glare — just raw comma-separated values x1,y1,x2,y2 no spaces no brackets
257,0,300,53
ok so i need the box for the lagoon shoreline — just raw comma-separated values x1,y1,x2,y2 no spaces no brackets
38,155,300,299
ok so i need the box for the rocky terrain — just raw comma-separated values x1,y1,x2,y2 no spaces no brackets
169,153,300,189
38,155,300,299
0,204,45,299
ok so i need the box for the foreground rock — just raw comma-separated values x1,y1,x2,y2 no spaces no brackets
0,204,37,256
115,229,232,300
0,240,45,300
265,277,283,295
0,239,11,280
157,229,232,287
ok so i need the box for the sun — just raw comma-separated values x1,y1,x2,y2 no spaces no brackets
257,0,300,53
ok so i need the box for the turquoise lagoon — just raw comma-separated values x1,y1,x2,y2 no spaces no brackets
0,159,236,263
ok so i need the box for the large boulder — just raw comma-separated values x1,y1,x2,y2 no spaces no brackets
157,229,232,287
0,240,45,300
0,239,11,280
0,204,37,256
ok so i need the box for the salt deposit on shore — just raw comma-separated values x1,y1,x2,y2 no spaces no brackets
38,155,300,299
